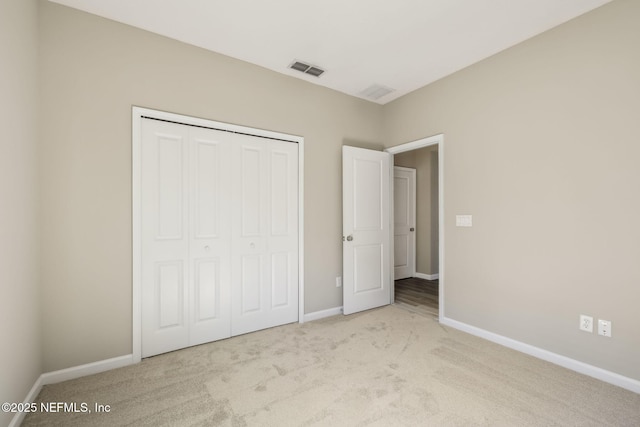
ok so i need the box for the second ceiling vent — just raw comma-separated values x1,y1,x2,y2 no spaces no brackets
289,60,325,77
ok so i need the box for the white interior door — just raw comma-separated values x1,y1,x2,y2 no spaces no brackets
393,167,416,280
231,134,299,335
342,146,391,315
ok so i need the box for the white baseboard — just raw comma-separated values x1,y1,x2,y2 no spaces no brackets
10,354,135,427
40,354,134,385
304,306,343,322
414,272,439,280
440,317,640,394
8,376,44,427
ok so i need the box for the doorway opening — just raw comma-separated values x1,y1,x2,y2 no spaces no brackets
386,134,443,320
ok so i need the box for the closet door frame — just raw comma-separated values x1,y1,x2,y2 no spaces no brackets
132,106,305,363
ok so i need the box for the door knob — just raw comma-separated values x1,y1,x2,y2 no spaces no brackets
410,228,415,232
346,235,353,241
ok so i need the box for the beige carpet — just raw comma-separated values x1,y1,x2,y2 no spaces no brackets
23,305,640,426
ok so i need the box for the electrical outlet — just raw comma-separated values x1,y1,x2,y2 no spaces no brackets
579,315,593,333
336,276,342,288
598,319,612,337
456,215,473,227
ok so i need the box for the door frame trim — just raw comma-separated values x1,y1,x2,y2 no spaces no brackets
385,134,444,320
131,106,305,363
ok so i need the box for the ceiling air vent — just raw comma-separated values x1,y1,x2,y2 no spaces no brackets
289,60,325,77
360,84,395,101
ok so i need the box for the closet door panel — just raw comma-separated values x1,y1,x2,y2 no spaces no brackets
271,251,290,308
194,142,220,238
240,146,263,237
266,141,299,325
156,261,184,328
231,135,267,335
240,255,262,314
188,128,232,345
141,120,190,357
270,151,291,236
194,258,219,320
157,137,184,239
232,136,298,335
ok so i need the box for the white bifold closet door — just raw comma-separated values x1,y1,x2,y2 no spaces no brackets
141,119,298,358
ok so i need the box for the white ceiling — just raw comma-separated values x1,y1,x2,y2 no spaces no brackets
49,0,611,104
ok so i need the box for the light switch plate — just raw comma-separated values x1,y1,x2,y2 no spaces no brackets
456,215,473,227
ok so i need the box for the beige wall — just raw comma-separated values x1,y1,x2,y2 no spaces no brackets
0,0,42,424
394,147,439,275
384,0,640,380
38,1,383,371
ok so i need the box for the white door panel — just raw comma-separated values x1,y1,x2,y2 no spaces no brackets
187,128,232,346
193,258,219,320
394,234,408,266
156,135,184,239
354,244,383,292
394,167,416,279
157,261,184,328
270,150,293,236
231,135,298,336
239,146,264,237
268,146,299,320
231,136,267,334
343,146,391,315
192,139,221,238
240,255,262,313
354,159,383,230
271,251,291,308
141,121,190,357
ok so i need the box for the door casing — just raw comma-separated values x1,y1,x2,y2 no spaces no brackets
132,107,305,363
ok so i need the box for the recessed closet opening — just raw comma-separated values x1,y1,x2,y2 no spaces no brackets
132,107,305,361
